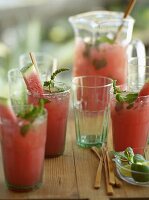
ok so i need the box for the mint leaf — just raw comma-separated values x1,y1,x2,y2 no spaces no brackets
125,93,138,104
39,98,49,106
43,81,49,87
96,36,114,45
116,92,138,104
124,147,134,163
21,124,30,136
113,80,122,94
17,101,45,136
18,106,43,122
92,58,107,70
43,68,69,91
83,36,114,58
112,147,134,164
113,80,138,109
83,42,92,57
116,93,125,102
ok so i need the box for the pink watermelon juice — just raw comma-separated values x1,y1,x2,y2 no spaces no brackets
30,86,70,158
44,90,70,157
20,63,70,157
0,101,47,191
111,96,149,152
74,39,127,85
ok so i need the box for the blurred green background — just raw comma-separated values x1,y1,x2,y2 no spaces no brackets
0,0,149,96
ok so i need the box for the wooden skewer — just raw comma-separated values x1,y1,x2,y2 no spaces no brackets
105,149,115,185
29,52,36,65
29,52,40,73
101,148,114,196
91,146,101,160
94,156,103,189
91,147,103,189
123,0,136,18
114,0,136,42
115,176,123,188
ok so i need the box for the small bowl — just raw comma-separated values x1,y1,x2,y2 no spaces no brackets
114,147,149,186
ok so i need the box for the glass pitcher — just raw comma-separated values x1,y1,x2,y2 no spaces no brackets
69,11,145,85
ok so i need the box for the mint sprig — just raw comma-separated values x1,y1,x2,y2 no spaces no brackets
115,92,138,104
92,58,107,70
113,147,147,165
95,36,114,46
113,80,138,108
44,68,69,91
112,147,134,164
83,36,114,59
17,99,45,136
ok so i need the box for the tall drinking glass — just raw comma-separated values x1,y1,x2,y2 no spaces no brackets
28,82,70,158
111,58,149,151
0,105,47,191
72,76,113,148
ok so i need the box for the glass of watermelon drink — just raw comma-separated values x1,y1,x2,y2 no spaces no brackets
69,11,145,85
20,64,70,158
8,68,27,106
0,98,47,191
111,78,149,152
42,83,70,158
72,76,113,148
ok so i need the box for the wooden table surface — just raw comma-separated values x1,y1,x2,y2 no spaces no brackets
0,113,149,200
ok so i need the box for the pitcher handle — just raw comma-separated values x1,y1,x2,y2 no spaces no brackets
127,39,146,74
127,39,146,86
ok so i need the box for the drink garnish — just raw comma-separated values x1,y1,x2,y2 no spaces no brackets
83,36,114,59
83,42,92,57
113,147,134,164
20,63,44,95
92,58,107,70
113,147,149,182
17,99,45,136
43,68,69,92
113,80,138,109
95,36,114,45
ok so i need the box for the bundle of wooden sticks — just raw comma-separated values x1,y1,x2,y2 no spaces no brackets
91,146,122,195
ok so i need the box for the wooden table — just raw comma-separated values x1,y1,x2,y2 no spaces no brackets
0,114,149,200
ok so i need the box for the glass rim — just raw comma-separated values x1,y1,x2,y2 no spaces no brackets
72,75,113,88
69,10,135,24
28,81,71,97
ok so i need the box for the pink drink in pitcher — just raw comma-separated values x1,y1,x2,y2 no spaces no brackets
69,11,145,84
74,39,127,85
